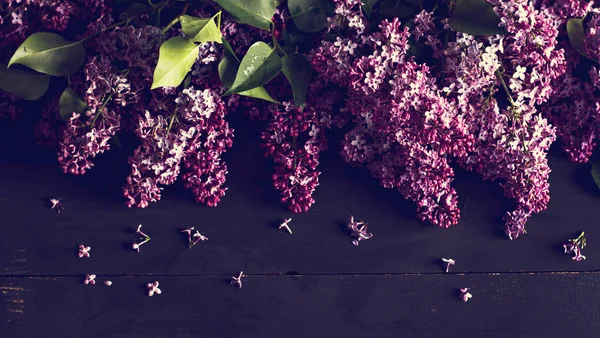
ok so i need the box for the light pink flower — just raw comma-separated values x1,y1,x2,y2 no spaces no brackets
348,216,373,246
78,245,91,258
460,288,472,302
50,198,64,214
83,274,96,285
442,258,455,273
231,271,244,288
147,281,161,296
279,218,293,234
191,231,208,247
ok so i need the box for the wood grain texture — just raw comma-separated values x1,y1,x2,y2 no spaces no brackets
0,114,598,276
1,273,599,338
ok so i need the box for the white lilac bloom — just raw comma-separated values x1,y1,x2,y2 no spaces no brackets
83,274,96,285
563,232,587,261
460,288,472,303
50,198,64,214
348,216,373,246
231,271,244,288
78,245,91,258
279,218,293,234
147,281,161,296
441,258,455,272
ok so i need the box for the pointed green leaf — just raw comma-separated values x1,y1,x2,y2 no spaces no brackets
180,12,223,44
0,62,49,100
288,0,328,33
218,54,278,103
223,41,282,96
214,0,276,30
567,18,588,58
592,163,600,191
449,0,505,36
151,37,199,90
8,33,86,76
59,87,88,121
281,53,312,107
222,38,239,61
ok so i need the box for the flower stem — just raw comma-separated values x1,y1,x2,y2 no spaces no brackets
162,1,189,33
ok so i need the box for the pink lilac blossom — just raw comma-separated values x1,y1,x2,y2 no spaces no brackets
563,232,586,261
78,245,91,258
231,271,244,288
408,0,564,238
83,274,96,285
442,258,455,273
541,7,600,163
347,216,373,246
147,281,161,296
460,288,472,302
57,55,133,175
49,198,64,213
278,218,293,234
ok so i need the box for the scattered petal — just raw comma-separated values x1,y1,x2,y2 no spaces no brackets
231,271,244,288
460,288,472,302
83,274,96,285
348,215,372,245
50,198,64,214
104,281,112,286
279,218,293,234
441,258,455,273
147,281,161,296
78,245,91,258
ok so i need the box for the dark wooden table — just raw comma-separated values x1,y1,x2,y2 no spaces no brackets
1,112,599,337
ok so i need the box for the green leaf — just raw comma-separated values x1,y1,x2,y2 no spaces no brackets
151,37,199,90
281,53,312,107
0,62,49,100
223,41,282,95
119,2,149,20
180,12,223,44
288,0,328,33
222,38,238,61
214,0,277,30
567,18,588,58
449,0,505,36
592,163,600,191
282,20,306,48
59,87,88,121
8,33,86,76
218,54,278,103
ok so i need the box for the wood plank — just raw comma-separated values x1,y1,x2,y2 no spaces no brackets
1,273,599,337
0,115,598,275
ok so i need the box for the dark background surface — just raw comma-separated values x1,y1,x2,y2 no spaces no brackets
1,108,599,337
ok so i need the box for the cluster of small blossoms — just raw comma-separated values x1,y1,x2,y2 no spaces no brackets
540,5,600,163
408,0,564,238
314,8,473,228
123,87,232,208
262,101,327,212
57,55,133,175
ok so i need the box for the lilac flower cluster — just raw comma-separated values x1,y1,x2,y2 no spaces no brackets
58,55,132,174
405,0,564,238
313,10,473,228
540,5,600,163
